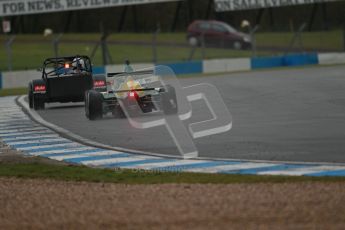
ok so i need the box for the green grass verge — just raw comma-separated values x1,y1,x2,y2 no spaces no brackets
0,42,266,70
0,87,27,97
0,162,344,184
256,30,343,50
0,30,342,71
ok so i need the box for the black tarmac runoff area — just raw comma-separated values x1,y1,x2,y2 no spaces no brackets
35,65,345,163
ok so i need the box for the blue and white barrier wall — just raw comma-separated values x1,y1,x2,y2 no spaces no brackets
0,52,344,89
1,70,38,89
106,61,203,75
105,63,153,73
251,53,318,69
203,58,251,73
318,52,345,65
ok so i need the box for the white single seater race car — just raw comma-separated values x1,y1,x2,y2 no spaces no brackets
84,69,178,120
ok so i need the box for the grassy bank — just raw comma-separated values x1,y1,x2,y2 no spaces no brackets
0,87,27,97
0,162,344,184
0,31,342,71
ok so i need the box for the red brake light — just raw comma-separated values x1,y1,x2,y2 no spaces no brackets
128,91,138,99
65,63,70,68
94,80,105,87
34,85,46,92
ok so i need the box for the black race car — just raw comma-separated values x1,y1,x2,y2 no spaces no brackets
28,55,106,110
85,69,178,120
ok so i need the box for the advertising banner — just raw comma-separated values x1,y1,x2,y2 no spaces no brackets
0,0,181,16
214,0,340,12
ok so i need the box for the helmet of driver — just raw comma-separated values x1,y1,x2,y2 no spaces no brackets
72,57,85,70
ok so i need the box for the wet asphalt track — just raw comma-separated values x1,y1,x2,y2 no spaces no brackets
35,65,345,163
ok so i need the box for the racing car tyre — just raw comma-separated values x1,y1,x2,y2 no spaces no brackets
33,94,45,110
28,83,33,109
86,90,103,120
161,85,178,115
85,91,90,119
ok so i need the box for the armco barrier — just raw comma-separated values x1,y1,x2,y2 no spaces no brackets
0,72,2,89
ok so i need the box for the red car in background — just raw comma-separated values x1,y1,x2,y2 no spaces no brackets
187,20,252,50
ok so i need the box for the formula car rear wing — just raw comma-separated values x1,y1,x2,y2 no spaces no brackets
106,69,165,93
107,70,154,78
113,87,164,93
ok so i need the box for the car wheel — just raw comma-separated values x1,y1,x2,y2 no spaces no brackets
86,90,103,120
161,85,178,115
33,94,45,110
233,41,242,50
85,91,90,119
28,84,33,109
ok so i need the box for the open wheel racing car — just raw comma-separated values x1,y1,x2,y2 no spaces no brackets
28,55,106,110
84,69,178,120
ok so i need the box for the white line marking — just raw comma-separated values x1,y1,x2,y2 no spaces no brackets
7,138,71,145
0,110,23,114
0,125,40,130
0,118,30,122
30,147,96,156
0,118,27,121
0,122,34,127
17,143,81,151
0,111,26,114
49,151,124,161
2,134,60,142
258,166,345,176
81,156,156,166
0,116,28,120
185,163,278,173
0,130,53,137
122,159,208,169
0,127,48,134
0,105,19,107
